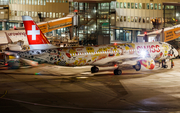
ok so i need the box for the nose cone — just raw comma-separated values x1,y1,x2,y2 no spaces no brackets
173,48,179,58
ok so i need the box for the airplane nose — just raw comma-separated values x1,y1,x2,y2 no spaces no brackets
174,49,179,58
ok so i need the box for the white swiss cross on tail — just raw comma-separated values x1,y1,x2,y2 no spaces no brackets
28,25,40,40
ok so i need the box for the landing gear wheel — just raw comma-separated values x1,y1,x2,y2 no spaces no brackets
114,69,122,75
133,63,141,71
163,65,168,68
91,66,99,73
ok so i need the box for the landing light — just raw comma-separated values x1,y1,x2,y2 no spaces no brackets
16,55,19,58
140,50,147,58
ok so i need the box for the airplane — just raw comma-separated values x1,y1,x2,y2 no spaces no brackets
18,16,179,75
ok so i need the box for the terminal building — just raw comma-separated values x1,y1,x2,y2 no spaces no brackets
1,0,180,45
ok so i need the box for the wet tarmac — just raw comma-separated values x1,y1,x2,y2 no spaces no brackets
0,59,180,113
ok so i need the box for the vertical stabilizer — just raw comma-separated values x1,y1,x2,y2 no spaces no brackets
22,16,57,50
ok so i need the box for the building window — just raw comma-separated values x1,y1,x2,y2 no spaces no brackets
50,12,52,18
146,3,149,9
32,11,34,17
139,17,141,23
154,3,157,10
131,3,134,9
56,13,58,18
29,11,31,16
143,18,146,23
53,0,55,3
53,12,55,18
124,2,126,8
146,17,150,23
35,0,37,5
23,0,25,4
120,16,123,22
49,0,51,3
47,12,49,17
32,0,34,4
44,12,46,17
127,16,130,22
41,0,43,5
44,0,45,5
47,0,49,2
35,12,37,17
150,3,153,9
59,13,61,18
59,0,61,2
120,2,123,8
131,16,134,22
135,17,138,22
158,4,161,10
38,0,40,5
139,3,142,9
127,3,130,9
116,2,119,8
124,16,126,22
135,3,138,9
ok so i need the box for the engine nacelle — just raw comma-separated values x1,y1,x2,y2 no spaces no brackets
139,58,155,70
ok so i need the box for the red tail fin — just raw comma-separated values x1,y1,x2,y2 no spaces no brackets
22,16,56,50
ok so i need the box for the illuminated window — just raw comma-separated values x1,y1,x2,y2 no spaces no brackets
139,3,142,9
11,10,14,16
146,3,149,9
158,4,161,10
20,11,23,16
127,3,130,8
47,12,49,17
127,16,130,22
56,0,58,3
35,12,37,17
38,0,40,5
116,2,119,8
32,11,34,17
29,0,31,4
124,2,126,8
124,16,126,22
29,11,31,16
131,16,134,22
46,0,48,2
32,0,34,5
131,3,134,9
154,3,157,9
120,16,123,22
23,0,25,4
135,17,138,22
53,0,55,3
59,13,61,18
44,12,46,17
50,0,52,2
26,0,28,4
26,11,28,15
50,12,52,18
139,17,142,23
53,12,55,18
17,11,20,16
135,3,138,9
41,0,43,5
56,13,58,18
59,0,61,2
146,17,150,23
143,17,146,23
35,0,37,5
150,3,153,9
120,2,123,8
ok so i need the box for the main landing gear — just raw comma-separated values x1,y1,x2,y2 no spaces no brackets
114,68,122,75
91,66,99,73
162,60,168,68
133,62,141,71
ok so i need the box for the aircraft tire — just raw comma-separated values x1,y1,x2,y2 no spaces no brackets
91,66,99,73
134,64,141,71
163,65,168,68
114,69,122,75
